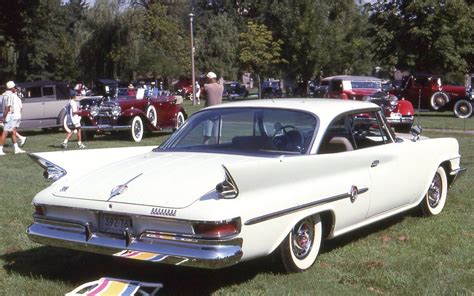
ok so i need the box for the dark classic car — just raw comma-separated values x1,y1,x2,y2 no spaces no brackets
321,76,414,132
223,82,248,100
391,73,473,118
78,79,187,142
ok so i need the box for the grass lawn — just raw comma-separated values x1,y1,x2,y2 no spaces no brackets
0,99,473,295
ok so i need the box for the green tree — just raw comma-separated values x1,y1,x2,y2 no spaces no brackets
195,13,240,80
238,21,285,98
369,0,474,80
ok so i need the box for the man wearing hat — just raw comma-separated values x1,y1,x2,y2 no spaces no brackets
0,81,26,155
202,72,223,144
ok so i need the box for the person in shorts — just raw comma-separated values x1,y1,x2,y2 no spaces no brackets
0,81,25,155
61,94,86,149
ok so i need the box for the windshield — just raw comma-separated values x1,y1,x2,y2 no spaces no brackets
160,107,318,155
350,81,381,89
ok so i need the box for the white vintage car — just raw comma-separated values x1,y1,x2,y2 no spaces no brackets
27,99,464,272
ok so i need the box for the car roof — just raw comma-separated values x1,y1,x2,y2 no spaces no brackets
322,75,381,82
204,98,379,123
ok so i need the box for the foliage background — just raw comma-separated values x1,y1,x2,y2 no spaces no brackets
0,0,472,88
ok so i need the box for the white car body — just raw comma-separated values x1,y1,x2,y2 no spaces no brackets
27,99,464,271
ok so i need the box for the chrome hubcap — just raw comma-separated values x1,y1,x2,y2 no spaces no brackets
291,220,314,259
434,96,446,107
428,173,442,208
134,121,142,138
148,110,155,122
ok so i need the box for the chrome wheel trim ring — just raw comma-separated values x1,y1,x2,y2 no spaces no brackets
291,219,314,259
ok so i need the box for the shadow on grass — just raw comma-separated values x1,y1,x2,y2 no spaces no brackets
1,246,281,295
1,212,418,295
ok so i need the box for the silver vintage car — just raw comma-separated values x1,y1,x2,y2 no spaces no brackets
1,80,70,130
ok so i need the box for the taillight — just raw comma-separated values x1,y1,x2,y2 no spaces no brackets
193,219,241,238
34,205,45,216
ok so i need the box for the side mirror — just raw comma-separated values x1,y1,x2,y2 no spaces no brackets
410,124,422,142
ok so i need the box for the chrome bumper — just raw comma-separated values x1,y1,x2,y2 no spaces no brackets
449,167,466,187
385,116,414,124
81,125,131,131
26,216,243,269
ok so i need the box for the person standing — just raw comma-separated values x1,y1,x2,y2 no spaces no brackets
0,81,25,155
202,72,223,144
12,86,27,147
195,81,201,105
61,94,86,149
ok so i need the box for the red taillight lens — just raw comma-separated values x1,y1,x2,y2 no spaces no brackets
193,220,240,238
34,205,44,216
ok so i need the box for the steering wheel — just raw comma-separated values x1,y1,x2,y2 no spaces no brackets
272,125,305,153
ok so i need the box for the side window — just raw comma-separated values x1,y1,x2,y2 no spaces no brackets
318,111,392,154
318,115,355,154
351,111,392,149
43,86,55,96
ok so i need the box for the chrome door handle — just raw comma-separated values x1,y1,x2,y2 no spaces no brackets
371,160,379,167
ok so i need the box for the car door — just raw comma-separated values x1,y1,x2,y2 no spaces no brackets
20,86,46,129
317,114,372,229
349,111,415,217
42,85,66,127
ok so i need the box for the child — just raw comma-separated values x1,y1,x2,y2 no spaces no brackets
61,94,86,149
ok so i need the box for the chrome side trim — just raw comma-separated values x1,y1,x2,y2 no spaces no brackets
245,187,369,226
26,216,243,269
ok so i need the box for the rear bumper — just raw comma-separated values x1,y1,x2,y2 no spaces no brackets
26,216,243,269
386,115,414,125
449,167,466,187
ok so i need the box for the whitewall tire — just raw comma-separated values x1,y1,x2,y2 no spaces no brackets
421,166,448,216
146,105,158,126
430,92,449,111
453,100,473,119
280,214,322,272
130,116,144,142
174,111,185,131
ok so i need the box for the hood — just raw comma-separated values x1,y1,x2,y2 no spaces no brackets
441,85,466,95
53,152,253,208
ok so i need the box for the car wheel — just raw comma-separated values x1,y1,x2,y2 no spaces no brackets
129,116,144,142
421,166,448,216
280,215,322,272
173,111,185,131
430,92,449,111
453,100,473,119
146,105,158,126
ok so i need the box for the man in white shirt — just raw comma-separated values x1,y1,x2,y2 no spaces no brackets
0,81,25,155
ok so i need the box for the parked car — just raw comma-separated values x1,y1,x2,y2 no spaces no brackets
27,99,464,273
320,76,414,132
0,80,70,130
78,79,187,142
391,73,473,118
223,81,248,100
262,79,282,98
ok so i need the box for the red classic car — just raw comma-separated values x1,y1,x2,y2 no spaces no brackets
391,73,473,118
320,75,414,132
78,84,187,142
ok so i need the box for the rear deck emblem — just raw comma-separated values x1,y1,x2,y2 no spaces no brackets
108,173,143,201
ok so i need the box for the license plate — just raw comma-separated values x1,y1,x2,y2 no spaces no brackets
99,214,132,234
